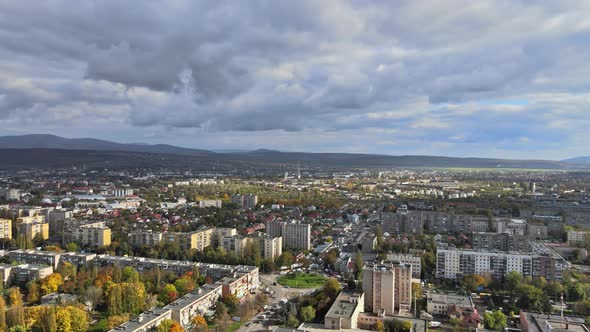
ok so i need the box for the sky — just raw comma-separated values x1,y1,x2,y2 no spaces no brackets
0,1,589,160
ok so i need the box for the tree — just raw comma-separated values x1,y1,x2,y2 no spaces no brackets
222,294,240,315
375,224,384,250
41,306,58,332
8,287,23,306
276,252,295,267
287,313,300,328
169,321,185,332
324,278,341,299
69,306,90,332
7,304,24,327
260,258,275,273
0,296,6,332
155,319,175,332
505,271,523,292
483,310,507,331
107,284,124,316
106,314,130,330
299,305,315,323
354,251,364,279
214,302,231,332
65,242,79,252
374,320,384,332
190,315,208,332
254,293,268,308
159,283,178,304
25,280,41,305
40,273,64,295
8,326,27,332
84,285,103,311
461,274,488,293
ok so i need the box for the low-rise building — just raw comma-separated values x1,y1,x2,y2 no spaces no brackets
10,264,53,285
426,292,474,317
324,291,364,330
107,307,172,332
520,310,588,332
164,285,223,327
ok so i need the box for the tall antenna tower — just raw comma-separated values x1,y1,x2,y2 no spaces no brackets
297,161,301,180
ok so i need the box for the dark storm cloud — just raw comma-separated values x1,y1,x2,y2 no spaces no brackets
0,0,589,158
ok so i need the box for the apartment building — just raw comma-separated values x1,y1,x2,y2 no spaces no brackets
472,232,531,252
387,253,422,279
129,230,164,247
18,222,49,241
381,212,424,235
215,227,237,246
0,218,11,239
221,235,250,256
1,264,53,285
436,245,568,281
69,221,112,247
165,284,223,327
9,249,97,270
362,261,413,315
164,229,214,252
199,200,222,208
231,194,258,209
107,307,173,332
17,214,45,224
45,209,73,234
266,221,310,250
567,231,587,244
4,189,20,201
260,235,282,260
497,219,548,239
111,188,134,197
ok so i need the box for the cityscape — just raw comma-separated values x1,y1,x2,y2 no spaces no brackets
1,1,590,332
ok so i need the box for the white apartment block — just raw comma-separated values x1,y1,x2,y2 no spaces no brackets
261,236,282,260
436,247,567,281
199,200,222,208
567,231,587,244
283,222,311,250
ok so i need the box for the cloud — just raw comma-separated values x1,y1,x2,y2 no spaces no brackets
0,0,589,158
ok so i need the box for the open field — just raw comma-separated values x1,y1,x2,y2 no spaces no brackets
277,273,326,288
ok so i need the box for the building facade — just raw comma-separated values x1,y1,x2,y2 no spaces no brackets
362,262,412,316
70,222,112,247
0,218,11,239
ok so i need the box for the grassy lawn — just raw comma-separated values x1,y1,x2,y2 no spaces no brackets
277,272,326,288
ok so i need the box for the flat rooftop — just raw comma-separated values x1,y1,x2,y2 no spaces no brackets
522,311,589,332
325,291,363,320
427,292,473,308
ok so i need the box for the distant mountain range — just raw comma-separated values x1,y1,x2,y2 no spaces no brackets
0,134,586,170
0,134,212,156
562,156,590,164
